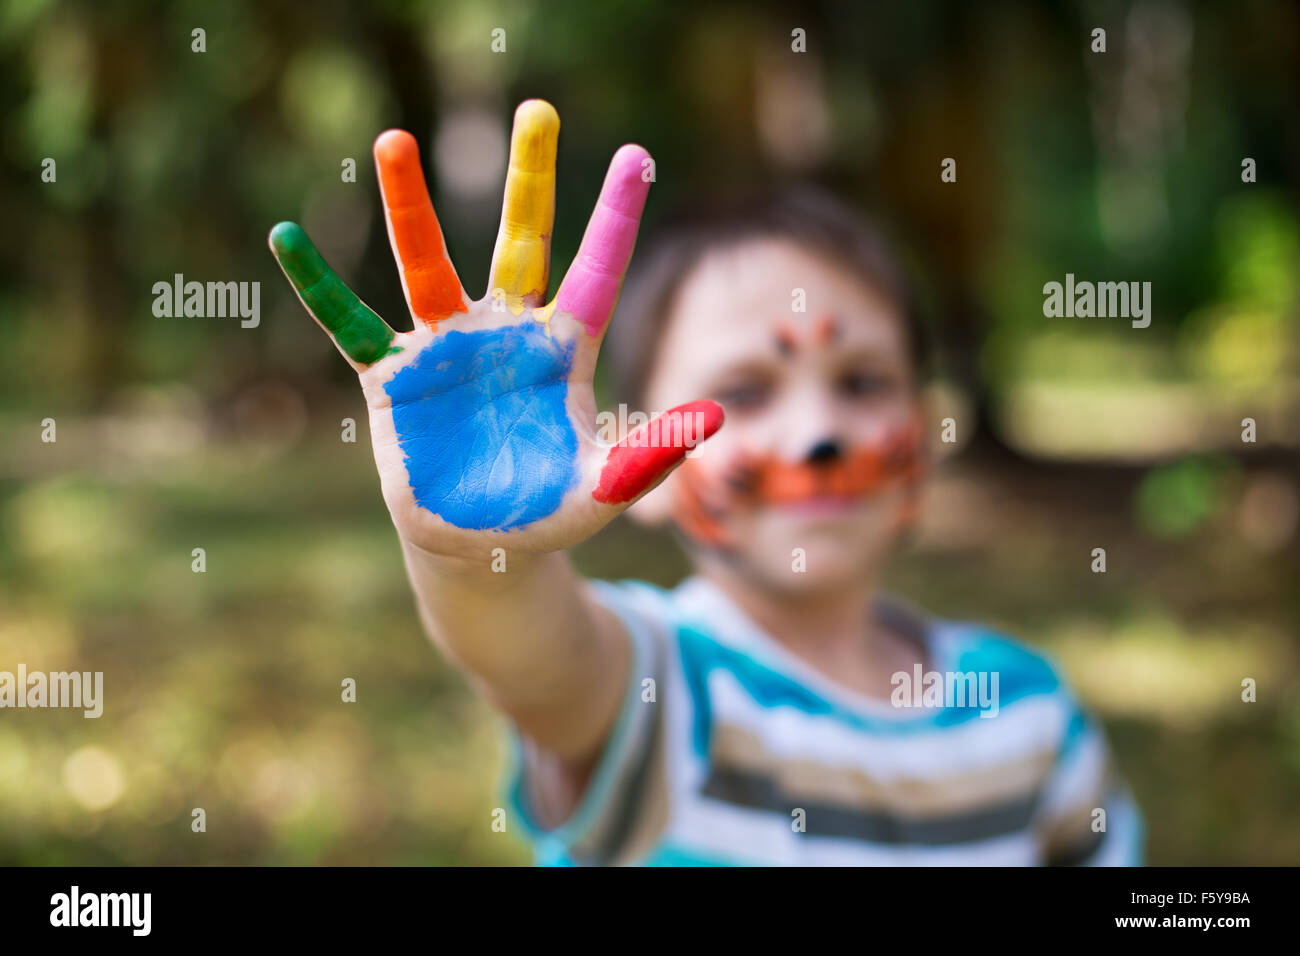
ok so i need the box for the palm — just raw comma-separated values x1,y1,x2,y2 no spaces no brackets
271,101,719,557
357,300,604,553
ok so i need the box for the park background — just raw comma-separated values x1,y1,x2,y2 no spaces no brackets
0,0,1297,864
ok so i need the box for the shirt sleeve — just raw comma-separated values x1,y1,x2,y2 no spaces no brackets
1035,692,1145,866
501,579,672,865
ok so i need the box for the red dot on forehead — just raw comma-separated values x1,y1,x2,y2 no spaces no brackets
772,315,839,357
815,314,839,345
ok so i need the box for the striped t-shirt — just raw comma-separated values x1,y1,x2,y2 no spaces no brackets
503,576,1144,866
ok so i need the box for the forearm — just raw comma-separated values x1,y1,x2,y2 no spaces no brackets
399,537,629,761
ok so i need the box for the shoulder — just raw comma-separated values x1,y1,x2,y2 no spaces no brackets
930,613,1095,753
935,617,1068,700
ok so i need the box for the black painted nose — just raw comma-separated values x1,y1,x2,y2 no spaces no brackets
806,440,842,464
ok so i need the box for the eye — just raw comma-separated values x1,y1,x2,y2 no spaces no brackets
838,370,897,399
714,381,771,412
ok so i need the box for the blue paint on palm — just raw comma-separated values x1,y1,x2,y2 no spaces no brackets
384,320,579,530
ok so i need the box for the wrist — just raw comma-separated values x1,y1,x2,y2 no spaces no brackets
398,533,549,591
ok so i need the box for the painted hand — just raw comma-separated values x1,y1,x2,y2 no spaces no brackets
269,100,722,556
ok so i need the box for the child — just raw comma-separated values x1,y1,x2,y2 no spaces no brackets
269,99,1143,866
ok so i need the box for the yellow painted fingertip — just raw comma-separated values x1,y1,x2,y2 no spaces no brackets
510,100,560,173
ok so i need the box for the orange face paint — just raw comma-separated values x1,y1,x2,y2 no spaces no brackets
672,417,925,548
772,314,839,357
814,314,839,346
674,461,734,547
744,426,921,504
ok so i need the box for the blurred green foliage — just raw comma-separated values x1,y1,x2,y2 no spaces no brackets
0,0,1297,864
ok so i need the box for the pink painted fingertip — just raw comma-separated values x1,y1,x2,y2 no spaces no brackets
604,144,653,214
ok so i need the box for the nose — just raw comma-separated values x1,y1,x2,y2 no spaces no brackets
806,439,842,464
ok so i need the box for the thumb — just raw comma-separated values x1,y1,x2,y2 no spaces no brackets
591,400,725,505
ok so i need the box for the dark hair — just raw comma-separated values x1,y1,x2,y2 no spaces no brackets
607,186,931,407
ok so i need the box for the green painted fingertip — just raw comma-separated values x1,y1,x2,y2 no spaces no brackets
268,220,400,365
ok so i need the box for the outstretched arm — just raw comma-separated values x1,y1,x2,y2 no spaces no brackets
268,100,721,776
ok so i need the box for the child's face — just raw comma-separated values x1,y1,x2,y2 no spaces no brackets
636,237,925,595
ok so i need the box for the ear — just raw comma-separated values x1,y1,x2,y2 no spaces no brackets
625,468,677,526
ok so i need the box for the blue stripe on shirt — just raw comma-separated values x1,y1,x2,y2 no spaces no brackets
676,623,1066,757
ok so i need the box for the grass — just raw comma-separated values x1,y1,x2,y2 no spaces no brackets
0,407,1296,865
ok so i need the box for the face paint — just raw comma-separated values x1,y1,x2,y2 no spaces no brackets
814,314,839,346
384,319,579,530
671,417,925,548
673,456,736,547
737,426,921,504
772,314,839,358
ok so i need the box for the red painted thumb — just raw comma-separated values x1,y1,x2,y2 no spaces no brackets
591,400,724,505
